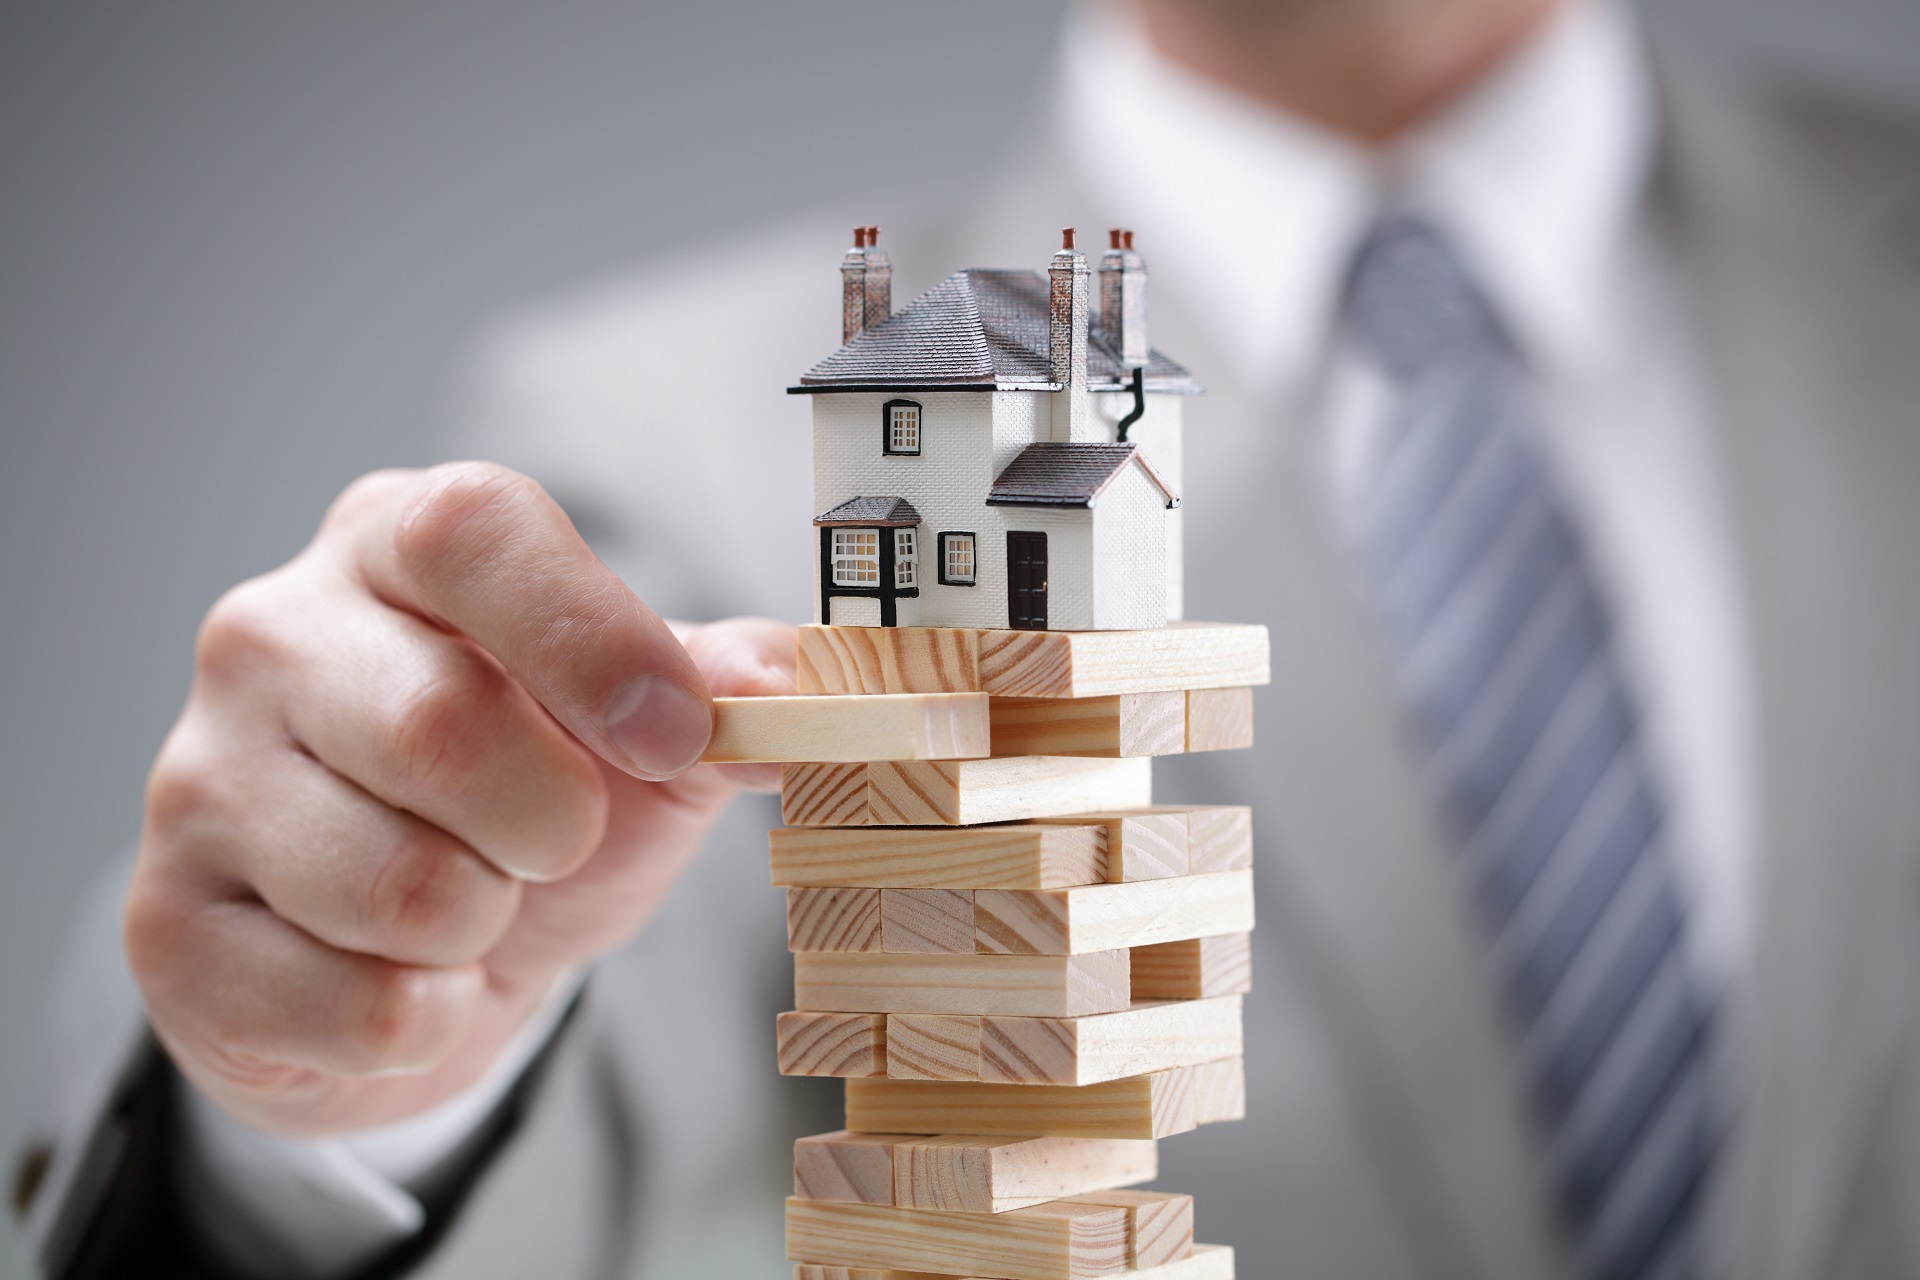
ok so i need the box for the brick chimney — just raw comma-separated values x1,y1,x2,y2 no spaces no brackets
840,225,892,344
1048,227,1091,440
1099,228,1149,367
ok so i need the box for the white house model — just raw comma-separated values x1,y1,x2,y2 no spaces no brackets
793,227,1202,632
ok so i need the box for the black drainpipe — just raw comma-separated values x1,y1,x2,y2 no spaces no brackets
1116,366,1145,442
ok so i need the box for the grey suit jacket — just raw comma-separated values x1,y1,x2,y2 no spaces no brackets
18,34,1920,1280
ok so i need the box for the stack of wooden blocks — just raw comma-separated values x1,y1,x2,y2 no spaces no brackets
708,620,1269,1280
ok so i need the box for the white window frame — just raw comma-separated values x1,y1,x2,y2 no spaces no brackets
940,531,976,586
883,400,922,455
894,527,918,589
831,528,880,587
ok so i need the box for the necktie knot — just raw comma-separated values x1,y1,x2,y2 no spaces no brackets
1344,214,1508,385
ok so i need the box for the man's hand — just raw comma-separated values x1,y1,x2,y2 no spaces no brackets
125,462,793,1138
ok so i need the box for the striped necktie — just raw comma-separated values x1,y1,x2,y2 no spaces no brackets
1338,215,1719,1279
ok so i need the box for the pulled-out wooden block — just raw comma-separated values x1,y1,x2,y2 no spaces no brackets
887,1015,980,1080
785,1196,1129,1280
795,950,1129,1018
783,758,1153,828
882,890,975,954
777,1011,888,1078
1182,806,1254,874
1131,933,1254,1000
893,1136,1157,1214
791,1243,1236,1280
988,692,1187,758
1183,688,1255,753
973,870,1255,955
844,1059,1246,1140
789,888,882,952
796,622,1271,698
1032,811,1187,882
705,694,991,762
795,1131,903,1204
790,1133,1156,1215
770,824,1106,890
979,998,1243,1086
1062,1191,1194,1268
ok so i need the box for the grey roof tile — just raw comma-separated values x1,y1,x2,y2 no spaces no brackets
987,442,1180,509
814,496,923,526
794,269,1200,394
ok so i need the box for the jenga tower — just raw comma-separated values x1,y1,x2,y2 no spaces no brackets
729,227,1267,1279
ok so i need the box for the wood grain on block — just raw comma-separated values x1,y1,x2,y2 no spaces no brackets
792,1244,1236,1280
844,1062,1242,1140
706,694,991,763
1063,1191,1194,1268
794,950,1129,1018
785,1196,1129,1280
988,692,1187,758
1182,806,1254,873
797,626,981,695
777,1011,888,1078
980,998,1244,1086
783,763,870,827
973,871,1254,955
794,1131,901,1204
882,890,975,953
1131,933,1254,1000
887,1015,981,1080
892,1136,1158,1214
1033,811,1187,882
797,623,1271,698
978,623,1272,698
770,824,1106,890
788,888,882,952
1183,688,1255,753
864,757,1153,827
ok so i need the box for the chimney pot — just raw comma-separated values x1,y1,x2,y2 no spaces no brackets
1124,229,1135,249
854,226,866,248
1062,226,1076,251
1109,228,1122,250
868,225,880,245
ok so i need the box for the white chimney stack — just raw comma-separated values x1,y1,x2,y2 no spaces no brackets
840,225,891,344
1048,227,1091,440
1099,228,1149,367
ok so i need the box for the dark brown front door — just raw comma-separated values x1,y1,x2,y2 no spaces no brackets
1007,531,1048,630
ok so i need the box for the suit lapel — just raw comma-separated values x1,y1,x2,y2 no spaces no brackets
1651,49,1920,1280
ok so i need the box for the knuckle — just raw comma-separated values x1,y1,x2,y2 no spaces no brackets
195,579,290,684
121,878,190,992
344,965,455,1066
391,462,538,588
362,827,519,962
377,656,508,800
144,738,223,837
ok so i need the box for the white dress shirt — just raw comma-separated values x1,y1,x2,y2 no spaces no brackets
177,2,1756,1273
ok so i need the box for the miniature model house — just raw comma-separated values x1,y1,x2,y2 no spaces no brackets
793,227,1201,631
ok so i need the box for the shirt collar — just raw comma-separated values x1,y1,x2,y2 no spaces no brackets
1058,0,1655,390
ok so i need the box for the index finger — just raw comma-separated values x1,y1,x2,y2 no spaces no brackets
333,463,713,781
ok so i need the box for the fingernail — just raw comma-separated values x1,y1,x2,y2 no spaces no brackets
606,675,711,779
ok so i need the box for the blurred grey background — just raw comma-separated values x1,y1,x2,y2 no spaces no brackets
1,0,1915,1273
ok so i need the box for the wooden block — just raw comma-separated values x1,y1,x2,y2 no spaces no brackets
783,762,871,827
988,692,1187,758
794,1243,1236,1280
1033,811,1187,881
795,1131,903,1204
706,693,992,762
1131,933,1253,1000
771,824,1106,890
785,1195,1129,1280
865,758,1153,827
887,1015,981,1080
797,622,1270,698
981,998,1243,1086
789,888,883,952
1183,806,1253,873
795,950,1129,1017
1183,688,1254,753
1063,1190,1194,1268
892,1135,1158,1214
792,1244,1235,1280
882,890,975,953
972,871,1254,955
783,759,1153,828
797,626,982,696
778,1011,889,1078
844,1061,1241,1140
